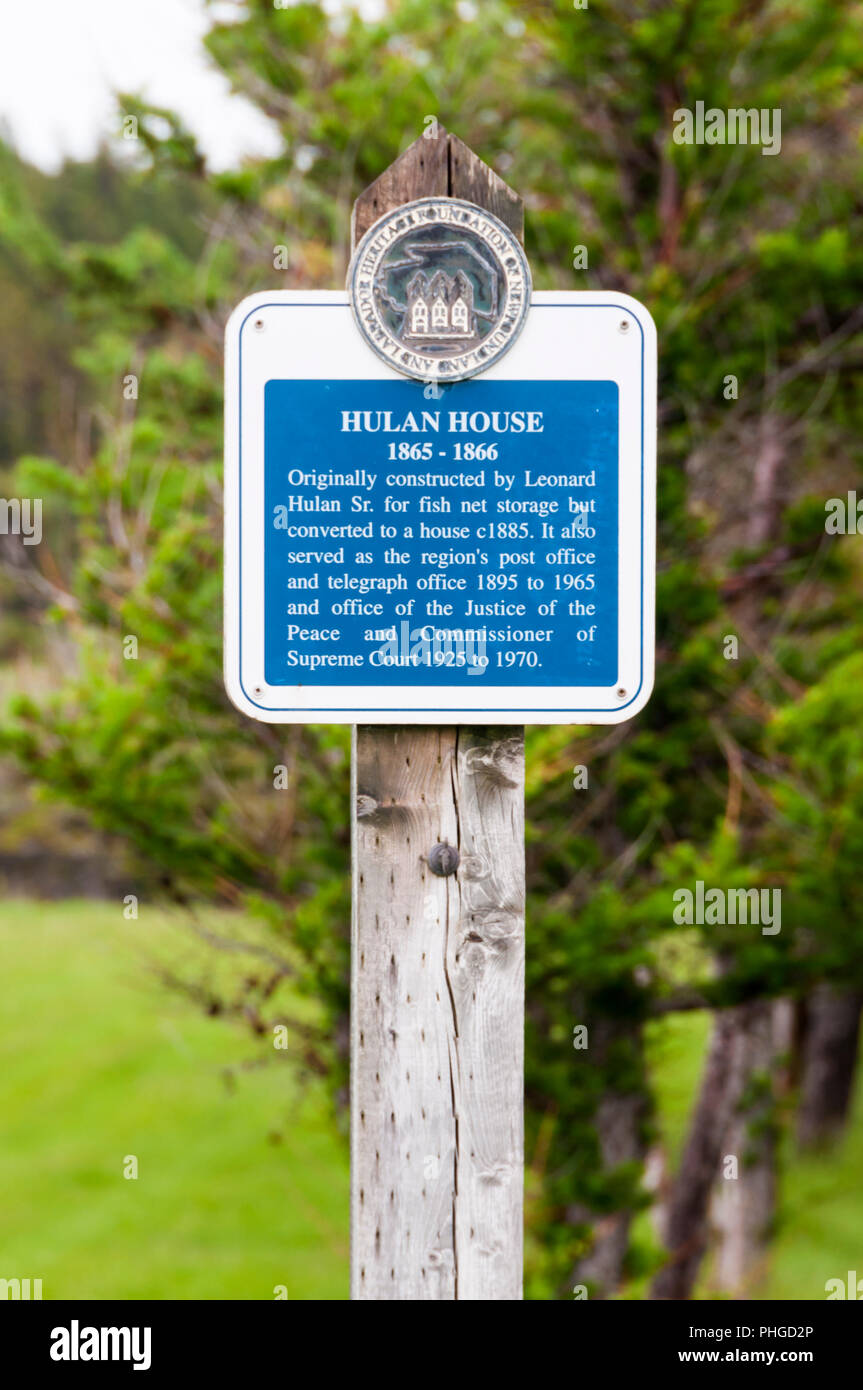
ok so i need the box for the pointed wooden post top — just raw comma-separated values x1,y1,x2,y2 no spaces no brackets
351,127,523,250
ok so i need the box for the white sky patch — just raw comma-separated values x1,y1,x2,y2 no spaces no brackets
0,0,284,171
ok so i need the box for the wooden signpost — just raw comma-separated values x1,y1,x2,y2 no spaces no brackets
224,129,656,1299
350,135,529,1301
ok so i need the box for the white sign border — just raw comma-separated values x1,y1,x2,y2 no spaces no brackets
224,289,656,724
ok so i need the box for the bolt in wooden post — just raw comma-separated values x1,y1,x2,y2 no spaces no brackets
350,132,526,1301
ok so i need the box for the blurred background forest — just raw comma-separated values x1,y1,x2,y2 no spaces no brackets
2,0,863,1300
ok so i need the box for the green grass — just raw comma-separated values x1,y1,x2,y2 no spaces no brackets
0,899,349,1300
756,1107,863,1300
4,899,863,1301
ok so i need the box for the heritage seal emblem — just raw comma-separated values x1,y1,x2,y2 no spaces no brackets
347,196,531,382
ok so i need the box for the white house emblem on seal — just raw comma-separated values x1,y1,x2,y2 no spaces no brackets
347,196,532,382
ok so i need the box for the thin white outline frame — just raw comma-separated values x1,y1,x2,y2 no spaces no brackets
224,290,657,725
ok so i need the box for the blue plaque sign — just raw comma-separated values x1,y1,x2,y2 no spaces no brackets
225,291,656,723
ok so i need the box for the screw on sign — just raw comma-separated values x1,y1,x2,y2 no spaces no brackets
427,842,460,877
223,127,657,1299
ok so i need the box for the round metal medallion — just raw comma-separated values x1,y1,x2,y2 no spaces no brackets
347,196,532,383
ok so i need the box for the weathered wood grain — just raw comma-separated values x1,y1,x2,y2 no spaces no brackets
350,135,526,1301
351,130,449,245
351,728,524,1300
448,133,523,240
350,129,524,244
447,733,525,1295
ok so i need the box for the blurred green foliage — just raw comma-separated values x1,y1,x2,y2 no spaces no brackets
1,0,862,1296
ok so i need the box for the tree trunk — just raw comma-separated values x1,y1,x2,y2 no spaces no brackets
571,1020,647,1299
797,984,863,1149
710,999,780,1296
650,1005,751,1300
